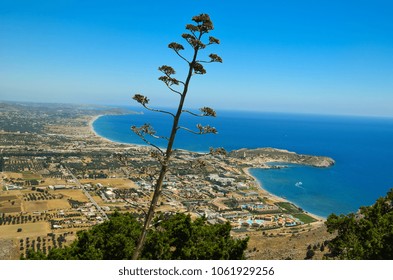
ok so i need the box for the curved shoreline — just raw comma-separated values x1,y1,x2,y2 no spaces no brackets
89,114,103,137
89,114,143,146
243,167,326,221
90,114,208,152
89,114,327,222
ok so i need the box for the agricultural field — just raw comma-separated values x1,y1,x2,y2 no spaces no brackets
0,221,50,239
52,189,89,202
40,178,70,186
23,199,71,212
0,194,22,213
80,178,137,189
21,171,42,181
1,172,23,179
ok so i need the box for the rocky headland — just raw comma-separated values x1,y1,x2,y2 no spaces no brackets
229,147,335,168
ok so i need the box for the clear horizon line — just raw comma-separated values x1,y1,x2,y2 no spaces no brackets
1,98,393,119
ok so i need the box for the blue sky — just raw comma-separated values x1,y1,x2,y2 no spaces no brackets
1,0,392,116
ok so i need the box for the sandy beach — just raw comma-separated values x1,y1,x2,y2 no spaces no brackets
88,114,104,138
243,167,287,203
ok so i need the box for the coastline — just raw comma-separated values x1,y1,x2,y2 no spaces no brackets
89,114,326,222
89,114,139,146
88,114,103,137
244,167,326,222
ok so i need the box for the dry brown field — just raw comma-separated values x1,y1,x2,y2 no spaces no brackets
1,172,23,179
21,172,41,180
0,195,22,213
0,195,18,202
23,199,71,212
0,205,22,213
41,178,68,186
0,221,50,239
91,195,103,204
80,178,136,189
50,189,89,202
245,222,333,260
0,190,23,197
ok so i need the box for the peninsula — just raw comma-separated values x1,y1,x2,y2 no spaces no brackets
0,101,334,260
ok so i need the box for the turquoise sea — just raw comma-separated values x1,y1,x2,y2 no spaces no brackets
93,110,393,218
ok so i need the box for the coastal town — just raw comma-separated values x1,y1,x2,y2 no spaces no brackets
0,101,335,259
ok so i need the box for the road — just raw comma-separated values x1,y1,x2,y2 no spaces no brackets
62,164,109,221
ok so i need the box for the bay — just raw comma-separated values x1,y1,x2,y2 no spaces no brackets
93,110,393,217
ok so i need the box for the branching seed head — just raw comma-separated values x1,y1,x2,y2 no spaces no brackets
182,33,206,50
209,53,223,63
168,42,184,52
200,107,216,117
196,124,217,134
209,36,220,45
133,94,149,105
192,14,214,32
158,65,176,76
159,76,180,86
131,123,156,137
193,62,206,75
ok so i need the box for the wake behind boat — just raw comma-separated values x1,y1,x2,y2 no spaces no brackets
295,181,303,187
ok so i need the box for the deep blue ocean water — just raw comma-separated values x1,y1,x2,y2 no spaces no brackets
93,110,393,217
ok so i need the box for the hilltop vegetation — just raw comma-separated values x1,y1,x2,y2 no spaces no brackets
23,212,248,260
325,188,393,259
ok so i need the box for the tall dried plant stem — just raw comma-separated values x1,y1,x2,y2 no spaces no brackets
131,14,221,259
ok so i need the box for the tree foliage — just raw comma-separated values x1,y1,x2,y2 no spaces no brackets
23,212,248,260
325,188,393,259
142,213,248,260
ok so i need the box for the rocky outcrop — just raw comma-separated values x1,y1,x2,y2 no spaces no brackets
229,147,335,168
